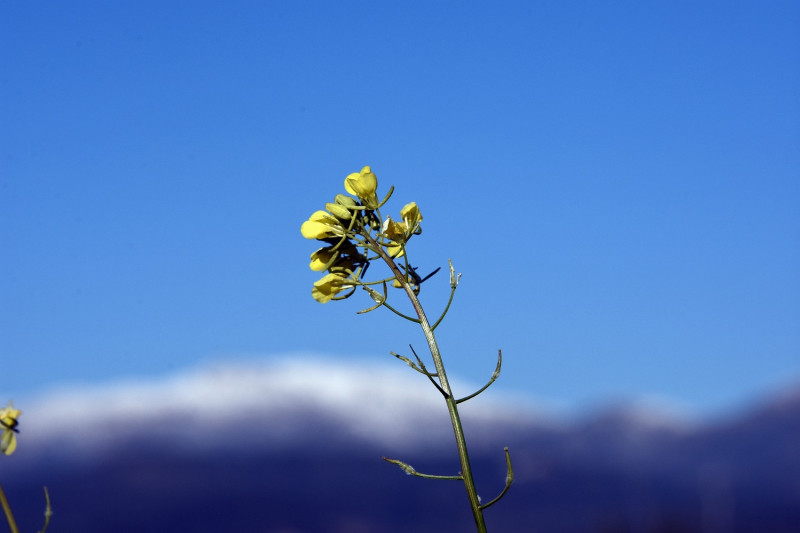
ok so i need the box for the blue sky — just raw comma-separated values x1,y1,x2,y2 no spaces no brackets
2,2,798,417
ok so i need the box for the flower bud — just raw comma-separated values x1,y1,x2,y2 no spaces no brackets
334,194,358,208
325,202,352,220
365,286,386,304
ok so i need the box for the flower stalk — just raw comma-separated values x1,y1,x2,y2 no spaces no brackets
0,483,19,533
300,166,513,531
362,231,488,530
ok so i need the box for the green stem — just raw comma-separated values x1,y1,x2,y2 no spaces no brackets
39,487,52,533
364,233,487,532
0,482,19,533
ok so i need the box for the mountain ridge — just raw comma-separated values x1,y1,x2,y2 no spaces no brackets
4,359,799,531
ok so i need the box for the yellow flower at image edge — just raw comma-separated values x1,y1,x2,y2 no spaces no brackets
312,272,353,303
0,401,21,455
344,166,379,209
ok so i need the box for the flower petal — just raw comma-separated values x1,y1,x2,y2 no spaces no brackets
309,247,336,271
301,210,345,239
0,401,20,456
1,430,16,455
400,202,422,231
311,272,352,303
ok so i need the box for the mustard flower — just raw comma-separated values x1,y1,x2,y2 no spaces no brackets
310,240,367,273
312,272,354,303
309,247,337,272
301,210,346,240
382,217,406,242
400,202,422,234
385,243,405,258
0,401,20,456
380,217,404,257
333,250,367,274
344,166,379,209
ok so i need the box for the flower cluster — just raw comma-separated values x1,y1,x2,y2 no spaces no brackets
300,166,424,303
0,401,20,455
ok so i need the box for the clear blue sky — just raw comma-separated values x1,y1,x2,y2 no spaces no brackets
2,2,798,416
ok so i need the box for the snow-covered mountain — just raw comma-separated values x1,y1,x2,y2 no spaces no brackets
4,358,799,532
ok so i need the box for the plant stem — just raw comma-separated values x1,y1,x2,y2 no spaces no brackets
365,235,487,532
0,482,19,533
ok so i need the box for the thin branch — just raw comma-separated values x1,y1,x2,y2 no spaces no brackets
358,283,421,321
0,482,19,533
479,447,514,510
331,285,357,301
431,281,458,331
379,300,420,322
390,351,427,375
382,457,463,480
432,260,460,330
357,283,387,314
377,185,395,208
409,345,447,399
38,487,52,533
456,350,503,404
407,345,437,376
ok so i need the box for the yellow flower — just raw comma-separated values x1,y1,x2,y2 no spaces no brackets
301,210,346,240
309,247,337,272
310,241,367,272
308,248,336,272
312,272,353,303
400,202,422,233
387,243,404,258
344,166,379,209
0,401,21,456
382,217,406,242
382,217,408,257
